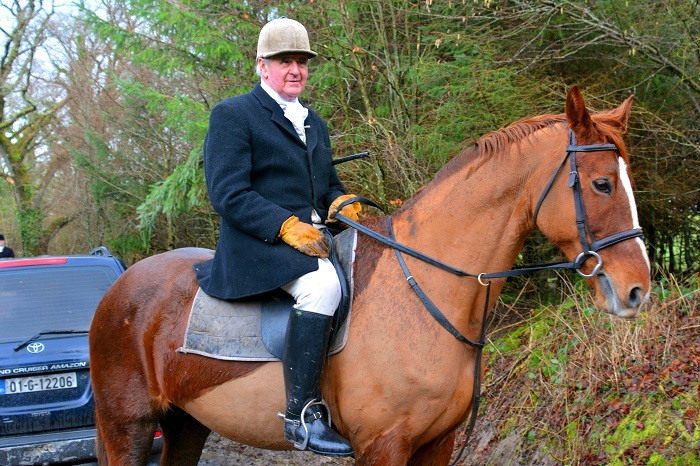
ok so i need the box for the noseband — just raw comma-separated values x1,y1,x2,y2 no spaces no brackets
532,129,644,277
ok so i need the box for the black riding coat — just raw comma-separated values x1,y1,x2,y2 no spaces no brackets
194,83,346,300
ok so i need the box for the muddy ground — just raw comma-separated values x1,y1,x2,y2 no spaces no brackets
196,426,532,465
196,431,487,465
197,433,354,465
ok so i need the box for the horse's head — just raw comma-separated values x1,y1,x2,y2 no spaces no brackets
535,86,651,318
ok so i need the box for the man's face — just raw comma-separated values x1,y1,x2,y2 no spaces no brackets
259,54,309,101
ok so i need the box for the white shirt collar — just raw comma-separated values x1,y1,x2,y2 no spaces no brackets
260,80,298,108
260,80,308,143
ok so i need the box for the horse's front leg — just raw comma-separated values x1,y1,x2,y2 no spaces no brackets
408,431,456,466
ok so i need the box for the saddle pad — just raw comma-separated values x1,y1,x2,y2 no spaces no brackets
177,229,357,362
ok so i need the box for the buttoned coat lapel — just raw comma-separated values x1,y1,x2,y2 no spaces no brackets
253,85,307,147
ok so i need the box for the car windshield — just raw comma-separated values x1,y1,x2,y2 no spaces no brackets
0,265,119,343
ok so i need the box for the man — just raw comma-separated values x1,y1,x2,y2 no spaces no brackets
194,18,358,457
0,234,15,258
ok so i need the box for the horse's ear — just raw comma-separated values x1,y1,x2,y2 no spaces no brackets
565,85,593,137
607,94,635,132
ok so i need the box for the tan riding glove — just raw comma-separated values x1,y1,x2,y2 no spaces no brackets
278,216,331,258
327,194,362,223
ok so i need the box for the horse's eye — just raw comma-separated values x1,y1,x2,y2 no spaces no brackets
592,178,612,194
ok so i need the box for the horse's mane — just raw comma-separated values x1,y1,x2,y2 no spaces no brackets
433,113,567,184
401,108,629,209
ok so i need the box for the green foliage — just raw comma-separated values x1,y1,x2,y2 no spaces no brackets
80,0,254,77
107,230,145,262
410,38,553,170
0,180,18,247
16,204,43,254
137,147,206,247
603,397,700,465
114,79,211,141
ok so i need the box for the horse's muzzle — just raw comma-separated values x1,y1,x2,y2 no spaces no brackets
596,272,649,319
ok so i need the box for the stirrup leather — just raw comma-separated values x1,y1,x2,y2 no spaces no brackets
278,399,332,451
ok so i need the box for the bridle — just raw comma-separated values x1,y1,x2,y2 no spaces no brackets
333,128,644,464
532,129,644,278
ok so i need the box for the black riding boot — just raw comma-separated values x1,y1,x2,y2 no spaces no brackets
280,309,353,457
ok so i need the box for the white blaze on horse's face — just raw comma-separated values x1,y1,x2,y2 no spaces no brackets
595,157,651,318
618,157,650,270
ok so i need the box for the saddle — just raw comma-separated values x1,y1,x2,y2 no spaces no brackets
177,229,357,361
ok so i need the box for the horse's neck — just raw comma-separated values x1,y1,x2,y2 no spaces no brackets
388,138,556,333
394,150,538,272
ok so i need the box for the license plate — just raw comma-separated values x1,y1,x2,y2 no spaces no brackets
1,372,78,395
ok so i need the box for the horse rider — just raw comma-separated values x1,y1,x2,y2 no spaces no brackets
194,18,360,457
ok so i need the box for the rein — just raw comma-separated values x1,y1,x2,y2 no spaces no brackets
332,129,644,464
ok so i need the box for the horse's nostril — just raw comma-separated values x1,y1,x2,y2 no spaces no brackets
629,286,643,307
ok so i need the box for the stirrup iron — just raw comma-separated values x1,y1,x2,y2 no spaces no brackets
278,399,332,451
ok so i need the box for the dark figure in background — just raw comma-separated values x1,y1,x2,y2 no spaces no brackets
0,234,15,258
193,18,360,457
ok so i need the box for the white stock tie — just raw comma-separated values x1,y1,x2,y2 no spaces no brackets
283,101,308,144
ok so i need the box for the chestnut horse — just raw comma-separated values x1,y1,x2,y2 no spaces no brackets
89,86,650,465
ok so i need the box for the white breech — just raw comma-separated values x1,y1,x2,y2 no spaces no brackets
281,258,341,316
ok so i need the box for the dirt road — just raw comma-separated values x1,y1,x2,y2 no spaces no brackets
198,433,354,465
